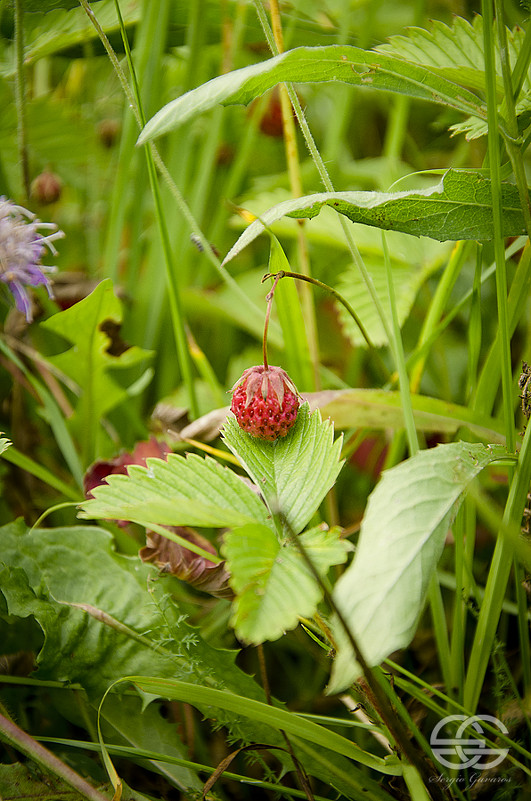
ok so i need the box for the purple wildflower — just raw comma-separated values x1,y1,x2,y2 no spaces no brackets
0,196,64,322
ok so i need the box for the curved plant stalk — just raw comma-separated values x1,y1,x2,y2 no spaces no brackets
14,0,29,199
79,0,273,415
381,232,419,456
78,0,198,417
482,0,515,453
495,0,531,239
262,269,390,381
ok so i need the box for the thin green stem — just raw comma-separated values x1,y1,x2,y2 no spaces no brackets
381,232,419,456
116,1,198,418
410,242,470,393
282,518,448,801
428,576,453,698
262,269,390,381
81,0,270,409
449,505,465,702
13,0,29,199
482,0,515,454
495,0,531,238
463,420,531,711
1,448,80,502
80,0,198,416
266,0,320,390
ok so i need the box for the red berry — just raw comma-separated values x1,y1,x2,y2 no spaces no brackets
230,365,301,441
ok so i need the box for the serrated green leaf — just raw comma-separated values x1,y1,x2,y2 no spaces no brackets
138,44,486,144
222,523,350,644
40,279,153,465
376,17,520,95
222,403,344,535
222,171,528,256
79,451,270,529
328,442,507,693
375,17,531,139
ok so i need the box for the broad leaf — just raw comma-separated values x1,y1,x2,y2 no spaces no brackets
377,17,524,96
40,280,152,463
318,388,505,443
79,451,270,529
222,523,350,644
222,403,344,535
222,171,528,255
138,44,486,144
0,523,393,798
328,442,507,693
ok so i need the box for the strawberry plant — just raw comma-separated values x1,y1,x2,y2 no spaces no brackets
0,1,531,800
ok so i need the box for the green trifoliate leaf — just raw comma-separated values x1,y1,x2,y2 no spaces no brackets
79,451,270,530
222,403,344,535
328,442,507,693
223,523,350,644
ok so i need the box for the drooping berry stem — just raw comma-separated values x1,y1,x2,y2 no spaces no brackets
262,269,390,382
262,271,283,371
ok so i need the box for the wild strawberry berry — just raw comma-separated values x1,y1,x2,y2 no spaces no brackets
230,365,301,441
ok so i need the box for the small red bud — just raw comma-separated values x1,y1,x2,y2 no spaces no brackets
30,171,62,205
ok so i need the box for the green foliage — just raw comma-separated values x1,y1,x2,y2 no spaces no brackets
0,521,398,797
318,388,505,442
128,675,401,776
138,44,486,144
376,16,531,139
1,2,531,798
266,236,314,390
81,403,348,646
223,171,529,252
0,763,147,801
329,442,507,692
223,523,350,643
336,237,449,347
41,279,153,465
